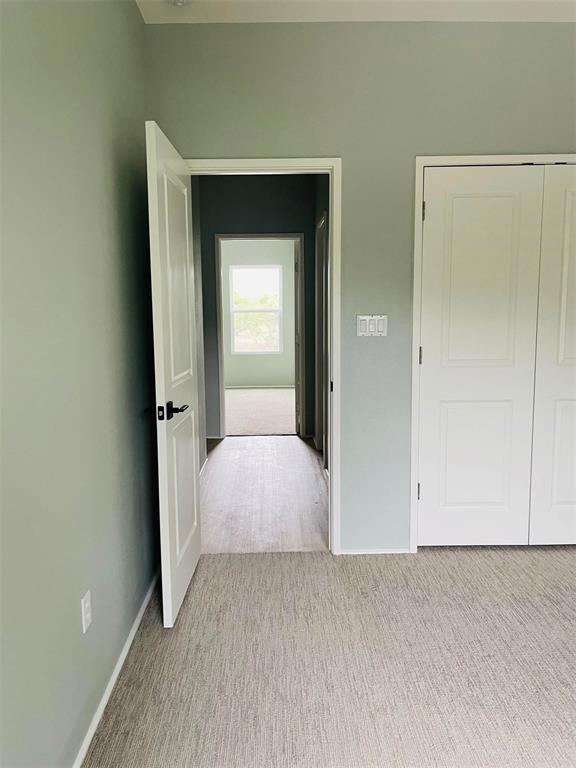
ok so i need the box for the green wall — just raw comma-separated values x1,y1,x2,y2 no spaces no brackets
0,2,156,766
220,239,296,389
146,21,576,550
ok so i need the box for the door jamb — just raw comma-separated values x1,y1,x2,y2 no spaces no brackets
188,157,342,555
214,233,305,438
410,153,576,553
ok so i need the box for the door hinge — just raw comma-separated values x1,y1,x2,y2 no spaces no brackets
419,346,423,365
295,259,299,272
422,200,426,221
417,482,421,500
157,405,165,421
330,381,334,393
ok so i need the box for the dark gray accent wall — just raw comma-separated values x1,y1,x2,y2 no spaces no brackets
197,174,318,437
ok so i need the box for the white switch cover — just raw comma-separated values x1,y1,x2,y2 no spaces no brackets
356,314,388,337
81,590,92,634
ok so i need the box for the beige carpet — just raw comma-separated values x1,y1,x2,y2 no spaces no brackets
225,388,295,435
200,436,328,554
83,548,576,768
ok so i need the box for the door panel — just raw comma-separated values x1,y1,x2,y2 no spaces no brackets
173,411,197,560
418,165,544,545
166,177,193,379
440,400,512,507
443,196,518,365
529,166,576,544
146,121,201,626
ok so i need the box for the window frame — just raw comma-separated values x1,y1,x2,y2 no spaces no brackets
229,263,283,355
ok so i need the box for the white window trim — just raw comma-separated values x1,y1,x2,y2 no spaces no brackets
229,263,283,355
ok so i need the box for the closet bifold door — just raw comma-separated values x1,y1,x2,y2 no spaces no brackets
418,165,544,546
529,165,576,545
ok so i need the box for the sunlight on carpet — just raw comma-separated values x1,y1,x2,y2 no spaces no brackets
225,387,296,435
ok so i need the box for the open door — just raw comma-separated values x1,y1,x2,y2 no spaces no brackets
146,121,201,627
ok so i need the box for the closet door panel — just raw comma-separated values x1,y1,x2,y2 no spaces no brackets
418,165,544,545
530,165,576,544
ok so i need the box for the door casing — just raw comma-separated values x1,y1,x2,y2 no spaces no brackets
411,153,576,553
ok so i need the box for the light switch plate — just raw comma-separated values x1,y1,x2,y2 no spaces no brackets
356,314,388,337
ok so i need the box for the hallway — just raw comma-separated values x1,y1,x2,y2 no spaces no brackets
200,436,328,553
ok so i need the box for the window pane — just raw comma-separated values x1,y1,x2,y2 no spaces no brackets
231,266,280,310
233,311,280,353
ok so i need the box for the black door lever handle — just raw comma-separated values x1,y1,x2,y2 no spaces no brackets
166,401,189,420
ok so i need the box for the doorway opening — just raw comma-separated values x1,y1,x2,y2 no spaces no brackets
194,173,332,554
217,236,300,437
146,123,341,625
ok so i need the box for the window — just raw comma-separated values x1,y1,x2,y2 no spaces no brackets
230,265,282,354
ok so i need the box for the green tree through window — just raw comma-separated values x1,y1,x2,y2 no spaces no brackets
230,266,282,353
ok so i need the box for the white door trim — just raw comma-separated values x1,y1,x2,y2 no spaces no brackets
188,157,343,554
410,153,576,553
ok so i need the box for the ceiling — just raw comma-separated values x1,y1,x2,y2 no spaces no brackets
135,0,576,24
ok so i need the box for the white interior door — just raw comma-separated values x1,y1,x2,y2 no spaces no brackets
418,165,544,545
530,165,576,544
146,121,201,627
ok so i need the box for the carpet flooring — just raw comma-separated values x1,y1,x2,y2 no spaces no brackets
82,548,576,768
225,388,296,435
200,436,328,554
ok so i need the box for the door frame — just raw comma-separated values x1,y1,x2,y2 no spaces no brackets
187,157,342,554
410,153,576,553
214,233,305,438
314,212,329,456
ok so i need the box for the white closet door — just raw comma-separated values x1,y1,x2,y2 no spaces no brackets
418,166,544,545
529,165,576,544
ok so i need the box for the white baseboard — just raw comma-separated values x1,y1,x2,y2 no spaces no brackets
72,571,159,768
336,548,413,555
